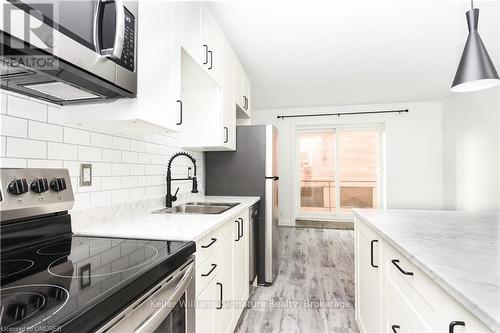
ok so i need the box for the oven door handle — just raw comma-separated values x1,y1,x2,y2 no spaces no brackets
133,262,194,333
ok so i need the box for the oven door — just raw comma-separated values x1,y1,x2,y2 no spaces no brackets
97,260,195,333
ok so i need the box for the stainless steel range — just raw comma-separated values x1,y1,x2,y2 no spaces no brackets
0,168,196,332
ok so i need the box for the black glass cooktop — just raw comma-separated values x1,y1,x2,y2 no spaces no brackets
1,235,195,332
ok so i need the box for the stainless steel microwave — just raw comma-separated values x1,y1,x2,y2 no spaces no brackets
0,0,137,105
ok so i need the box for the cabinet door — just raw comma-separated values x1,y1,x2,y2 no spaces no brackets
355,219,382,333
216,223,235,333
201,4,221,84
233,211,249,305
181,1,202,64
196,274,219,333
221,36,236,150
233,58,244,111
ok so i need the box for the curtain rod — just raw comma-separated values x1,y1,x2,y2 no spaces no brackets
276,109,409,119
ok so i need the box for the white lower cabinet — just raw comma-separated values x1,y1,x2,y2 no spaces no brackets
355,217,492,333
195,208,250,333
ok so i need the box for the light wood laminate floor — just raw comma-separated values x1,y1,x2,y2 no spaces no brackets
235,227,358,333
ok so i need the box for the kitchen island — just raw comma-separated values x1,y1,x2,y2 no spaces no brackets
353,209,499,333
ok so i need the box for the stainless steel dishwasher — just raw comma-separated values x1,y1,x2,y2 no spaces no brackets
249,202,259,283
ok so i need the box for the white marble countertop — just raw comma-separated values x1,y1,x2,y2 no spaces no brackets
352,209,499,332
72,196,260,242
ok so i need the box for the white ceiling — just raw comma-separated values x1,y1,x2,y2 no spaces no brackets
209,0,500,110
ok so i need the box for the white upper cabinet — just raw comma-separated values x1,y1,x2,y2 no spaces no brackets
63,1,182,134
180,2,221,85
201,4,222,84
234,58,251,119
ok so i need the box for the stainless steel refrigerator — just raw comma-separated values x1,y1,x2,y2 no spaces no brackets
205,125,279,286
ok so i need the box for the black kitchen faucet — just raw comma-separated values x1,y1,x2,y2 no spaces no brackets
166,152,199,208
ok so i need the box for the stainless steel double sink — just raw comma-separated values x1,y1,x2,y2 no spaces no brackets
152,202,240,215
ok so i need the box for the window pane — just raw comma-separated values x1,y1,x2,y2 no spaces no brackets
298,131,336,214
338,131,378,212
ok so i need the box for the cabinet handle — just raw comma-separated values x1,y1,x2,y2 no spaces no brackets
449,321,465,333
238,217,243,238
216,282,223,309
176,100,183,125
243,96,248,110
370,240,378,268
224,127,228,143
201,238,217,248
391,259,414,276
208,50,213,70
391,325,400,333
203,44,208,65
201,264,217,277
235,220,241,241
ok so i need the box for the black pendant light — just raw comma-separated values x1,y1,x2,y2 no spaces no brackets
451,0,500,92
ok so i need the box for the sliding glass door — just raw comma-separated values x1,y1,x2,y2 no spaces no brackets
296,127,382,220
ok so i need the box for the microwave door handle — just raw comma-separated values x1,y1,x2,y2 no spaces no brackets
92,0,103,53
134,262,194,333
111,0,125,59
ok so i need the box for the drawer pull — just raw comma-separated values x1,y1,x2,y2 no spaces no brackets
370,240,378,268
201,238,217,249
201,264,217,277
391,325,400,333
449,321,465,333
391,259,414,276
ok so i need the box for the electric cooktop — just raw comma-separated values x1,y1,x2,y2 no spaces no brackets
1,234,195,332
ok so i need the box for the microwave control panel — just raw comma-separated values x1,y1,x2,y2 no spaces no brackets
116,7,135,72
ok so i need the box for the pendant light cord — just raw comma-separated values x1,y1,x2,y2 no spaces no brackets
471,0,474,10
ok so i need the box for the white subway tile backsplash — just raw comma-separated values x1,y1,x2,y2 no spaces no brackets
48,142,77,160
122,151,138,163
0,90,204,211
1,93,7,114
78,146,102,161
91,132,112,148
90,191,112,207
1,115,28,138
1,157,27,168
121,176,138,188
29,121,63,142
112,137,130,150
130,187,146,201
112,189,130,203
0,136,5,157
130,140,145,152
101,176,122,190
112,163,129,176
64,127,90,145
73,193,90,210
47,106,63,124
129,164,144,175
92,162,112,177
7,95,47,121
28,159,63,168
102,149,121,163
6,137,46,158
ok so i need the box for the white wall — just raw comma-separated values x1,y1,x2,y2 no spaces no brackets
252,101,444,226
0,91,204,211
442,87,500,211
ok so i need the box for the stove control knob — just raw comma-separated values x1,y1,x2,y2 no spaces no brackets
7,179,29,196
50,178,67,192
31,178,49,193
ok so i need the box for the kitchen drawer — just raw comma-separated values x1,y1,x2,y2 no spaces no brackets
385,267,432,332
196,248,221,296
196,227,222,267
383,243,491,332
